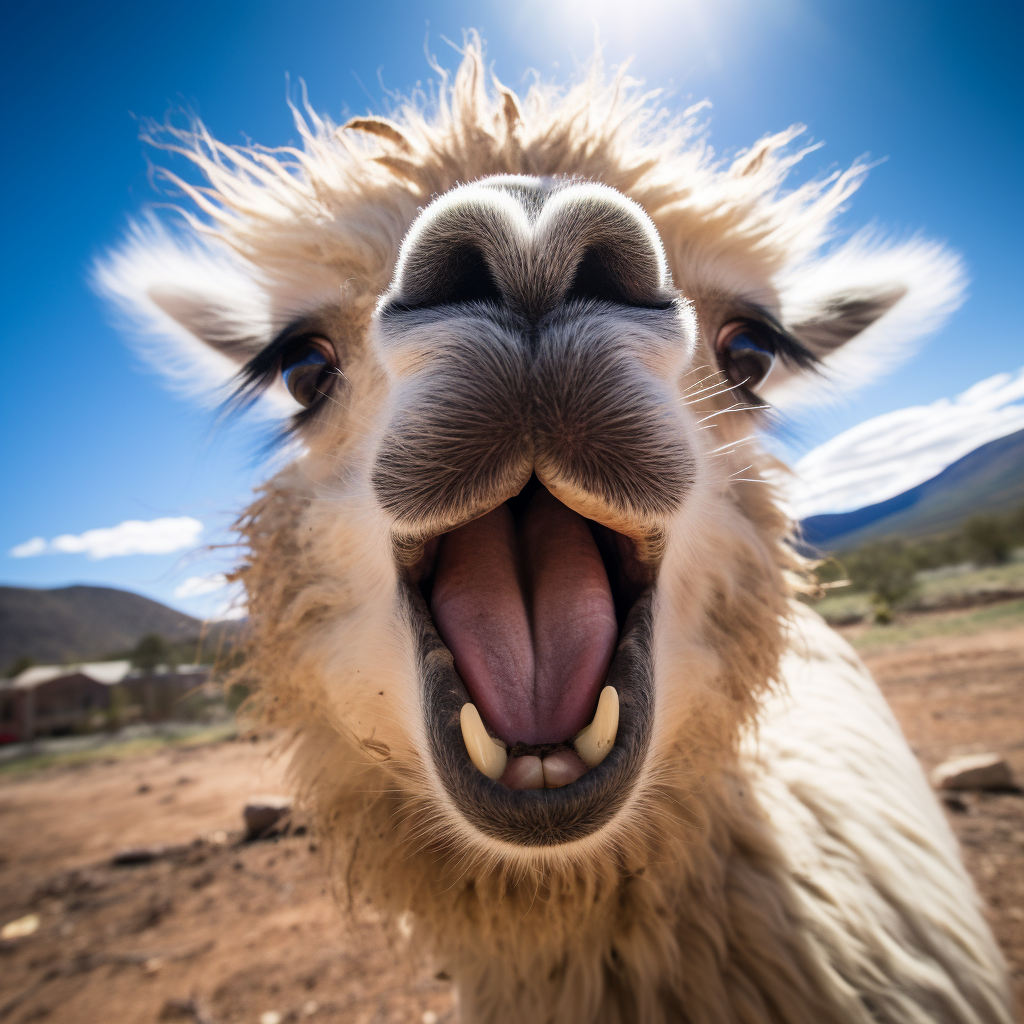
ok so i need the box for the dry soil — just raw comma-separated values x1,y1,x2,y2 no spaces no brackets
1,614,1021,1024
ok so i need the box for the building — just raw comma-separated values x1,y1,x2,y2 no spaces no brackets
0,662,211,742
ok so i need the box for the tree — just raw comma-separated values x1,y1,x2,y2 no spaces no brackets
4,654,36,679
843,540,918,623
131,633,175,671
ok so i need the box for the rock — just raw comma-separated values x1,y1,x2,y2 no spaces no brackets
112,845,168,865
1,913,39,940
243,794,293,839
112,843,191,865
931,753,1015,791
940,793,969,814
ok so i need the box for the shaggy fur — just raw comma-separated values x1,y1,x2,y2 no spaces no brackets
100,40,1012,1024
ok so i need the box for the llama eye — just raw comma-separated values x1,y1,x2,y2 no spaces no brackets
281,339,336,408
716,321,777,391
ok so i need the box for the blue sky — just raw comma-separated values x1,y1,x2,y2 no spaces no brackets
1,0,1021,621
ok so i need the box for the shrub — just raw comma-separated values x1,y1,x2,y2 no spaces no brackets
842,540,918,622
962,515,1013,565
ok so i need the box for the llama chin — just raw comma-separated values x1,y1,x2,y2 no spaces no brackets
98,41,1012,1024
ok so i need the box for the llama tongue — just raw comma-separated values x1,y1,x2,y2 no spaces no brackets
430,491,618,747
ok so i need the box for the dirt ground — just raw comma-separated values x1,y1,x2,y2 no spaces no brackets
852,620,1024,1017
1,615,1022,1024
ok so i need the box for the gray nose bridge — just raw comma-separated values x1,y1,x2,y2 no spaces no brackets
392,180,671,319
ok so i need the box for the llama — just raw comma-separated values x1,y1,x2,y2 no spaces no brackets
100,44,1014,1024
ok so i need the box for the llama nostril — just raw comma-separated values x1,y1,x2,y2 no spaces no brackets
387,186,521,312
564,242,674,310
540,185,674,311
400,242,504,310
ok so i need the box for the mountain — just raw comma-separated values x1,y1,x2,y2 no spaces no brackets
801,427,1024,552
0,584,231,671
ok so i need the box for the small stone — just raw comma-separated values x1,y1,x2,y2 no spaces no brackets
931,753,1015,791
941,793,968,814
244,795,293,839
1,913,39,939
112,844,169,865
260,1012,282,1024
112,843,191,866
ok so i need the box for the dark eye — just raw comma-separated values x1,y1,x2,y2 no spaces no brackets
716,321,776,391
281,338,336,408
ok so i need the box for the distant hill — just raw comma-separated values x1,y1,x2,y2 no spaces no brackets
801,427,1024,552
0,584,235,671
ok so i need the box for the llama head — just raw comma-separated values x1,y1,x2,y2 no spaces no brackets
98,48,963,882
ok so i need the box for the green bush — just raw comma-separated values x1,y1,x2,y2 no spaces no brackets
226,683,250,712
105,685,132,731
4,654,35,679
842,540,918,622
962,514,1013,565
814,557,847,584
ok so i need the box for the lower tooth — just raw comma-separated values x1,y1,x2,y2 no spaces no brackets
460,703,508,779
573,686,619,768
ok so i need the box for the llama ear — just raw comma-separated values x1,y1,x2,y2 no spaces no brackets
788,286,906,357
146,285,267,364
763,235,966,408
96,222,277,402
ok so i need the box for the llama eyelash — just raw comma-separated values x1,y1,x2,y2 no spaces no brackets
225,316,341,425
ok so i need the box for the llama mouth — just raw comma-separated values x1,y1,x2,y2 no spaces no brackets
402,478,656,847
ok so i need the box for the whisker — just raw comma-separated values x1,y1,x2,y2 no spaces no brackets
707,435,759,455
680,380,747,407
694,403,751,425
680,371,724,394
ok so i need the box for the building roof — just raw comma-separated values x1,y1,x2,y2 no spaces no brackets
1,661,133,691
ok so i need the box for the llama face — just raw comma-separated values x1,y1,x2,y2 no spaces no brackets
99,55,964,870
219,175,824,856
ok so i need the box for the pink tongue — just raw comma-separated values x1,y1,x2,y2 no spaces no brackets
430,489,618,745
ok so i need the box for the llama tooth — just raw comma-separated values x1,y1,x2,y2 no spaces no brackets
460,703,508,779
573,686,619,768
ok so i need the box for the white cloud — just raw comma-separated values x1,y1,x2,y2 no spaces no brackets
172,572,246,620
9,537,47,558
8,516,204,560
213,600,248,621
788,367,1024,519
174,573,228,599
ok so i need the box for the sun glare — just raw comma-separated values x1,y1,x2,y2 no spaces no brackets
501,0,805,81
